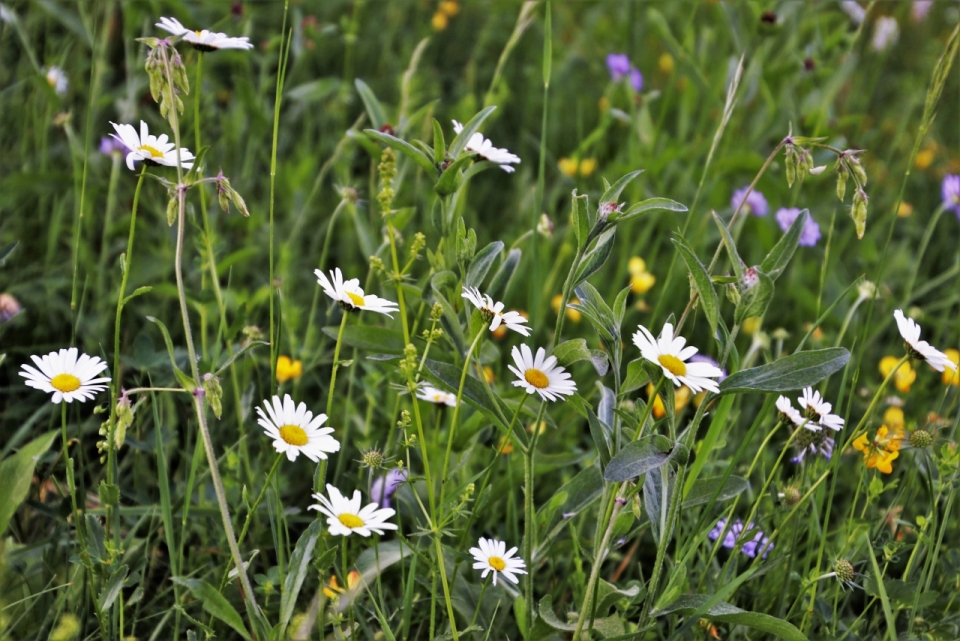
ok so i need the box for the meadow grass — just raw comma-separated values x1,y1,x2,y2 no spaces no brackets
2,1,960,640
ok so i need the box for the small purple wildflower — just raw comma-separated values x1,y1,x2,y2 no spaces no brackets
775,208,821,247
371,468,408,510
99,135,126,157
942,174,960,217
708,518,773,559
731,186,769,217
791,432,834,464
606,53,643,92
689,354,726,382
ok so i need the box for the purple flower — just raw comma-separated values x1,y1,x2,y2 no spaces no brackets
731,187,769,217
606,53,631,80
99,135,126,157
606,53,643,93
942,174,960,216
708,518,773,559
689,354,726,382
371,468,408,509
775,208,821,247
791,431,834,464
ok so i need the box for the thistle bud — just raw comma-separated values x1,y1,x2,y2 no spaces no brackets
833,559,855,584
910,428,933,449
782,485,802,507
361,448,385,469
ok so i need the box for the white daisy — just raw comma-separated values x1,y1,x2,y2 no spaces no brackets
632,322,723,394
109,121,195,172
416,385,457,407
452,120,521,173
315,268,399,317
461,286,530,336
256,394,340,463
20,347,110,404
894,309,957,373
43,66,67,96
775,395,813,430
309,484,398,537
507,345,577,402
797,387,844,432
470,537,527,586
156,16,254,51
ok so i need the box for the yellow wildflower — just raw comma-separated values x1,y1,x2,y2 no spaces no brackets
323,571,360,600
628,257,647,275
276,355,303,383
897,202,914,218
853,425,905,474
527,420,547,435
497,435,514,455
558,157,579,177
742,316,762,336
579,158,597,176
628,256,656,294
598,96,610,112
647,383,691,419
879,355,915,393
551,295,581,322
883,406,905,431
482,366,495,384
431,11,448,30
914,146,935,170
659,52,675,74
439,0,460,16
943,349,960,385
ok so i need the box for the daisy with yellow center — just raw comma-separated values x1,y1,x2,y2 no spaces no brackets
894,309,957,373
256,394,340,462
276,355,303,383
43,66,67,96
315,268,399,317
416,384,457,407
20,347,111,404
632,322,723,394
853,425,904,474
156,16,254,51
462,286,531,336
109,121,195,172
309,484,398,537
507,345,577,402
470,537,527,586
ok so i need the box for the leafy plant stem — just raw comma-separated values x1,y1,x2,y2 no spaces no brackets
524,400,547,632
440,327,486,506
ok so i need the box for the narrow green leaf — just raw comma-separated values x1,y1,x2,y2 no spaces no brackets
711,211,744,280
98,564,129,613
465,241,504,289
448,106,497,157
321,325,405,354
573,226,617,288
432,119,446,165
214,341,269,376
354,78,388,129
734,268,775,326
719,347,850,395
599,170,644,205
683,394,734,496
0,240,19,266
279,520,322,635
364,129,437,176
433,154,472,196
0,431,56,536
682,475,749,507
655,594,806,641
760,209,808,280
487,248,521,301
553,338,609,377
571,190,591,251
611,197,688,223
672,237,719,336
146,316,196,392
604,435,674,483
171,577,251,641
542,1,552,86
122,285,153,307
424,359,508,428
865,535,897,641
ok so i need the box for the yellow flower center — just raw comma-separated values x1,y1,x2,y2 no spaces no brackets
658,354,687,377
51,373,81,393
524,369,549,389
279,424,309,447
338,513,364,529
488,556,506,571
194,30,203,36
346,291,366,307
137,144,164,158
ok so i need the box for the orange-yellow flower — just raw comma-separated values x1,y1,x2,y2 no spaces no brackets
628,257,656,294
431,11,448,30
647,383,691,419
943,349,960,386
853,425,905,474
742,316,762,336
558,158,578,177
276,355,303,383
883,406,904,431
659,52,675,74
497,435,514,455
897,202,914,218
879,355,915,393
551,295,581,322
482,366,495,384
439,0,460,16
323,571,360,599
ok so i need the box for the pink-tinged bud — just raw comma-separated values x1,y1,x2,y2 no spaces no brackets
741,267,759,290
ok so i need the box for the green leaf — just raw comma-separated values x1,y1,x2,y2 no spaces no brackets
655,594,806,641
571,190,591,251
214,340,269,376
683,394,734,496
672,236,719,336
433,154,472,196
864,535,897,641
0,431,57,536
621,358,652,395
279,520,322,635
0,240,19,266
432,119,446,165
487,248,521,301
760,209,808,280
122,285,153,307
465,241,504,289
335,540,414,613
712,211,744,280
599,170,644,205
610,197,688,223
719,347,850,395
172,577,251,641
145,316,196,392
424,359,508,428
604,435,675,482
572,282,618,341
98,564,129,613
594,580,643,615
321,325,405,354
354,79,388,130
364,129,437,176
682,475,750,508
448,106,497,157
734,268,775,326
553,338,609,377
573,226,617,287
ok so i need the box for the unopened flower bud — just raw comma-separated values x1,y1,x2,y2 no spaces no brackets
782,486,802,507
741,266,759,291
361,448,385,469
910,428,933,449
833,559,855,584
0,293,22,322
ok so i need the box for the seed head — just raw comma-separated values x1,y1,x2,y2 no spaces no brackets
833,559,855,584
361,448,385,469
910,428,933,449
782,485,802,507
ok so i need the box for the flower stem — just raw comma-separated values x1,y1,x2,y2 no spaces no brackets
327,310,350,419
524,400,547,633
440,327,486,506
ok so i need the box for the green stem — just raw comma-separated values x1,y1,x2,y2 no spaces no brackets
432,535,460,641
524,400,547,633
269,14,292,382
327,310,350,419
440,327,486,505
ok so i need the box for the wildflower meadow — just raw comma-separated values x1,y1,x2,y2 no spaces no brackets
5,1,960,639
